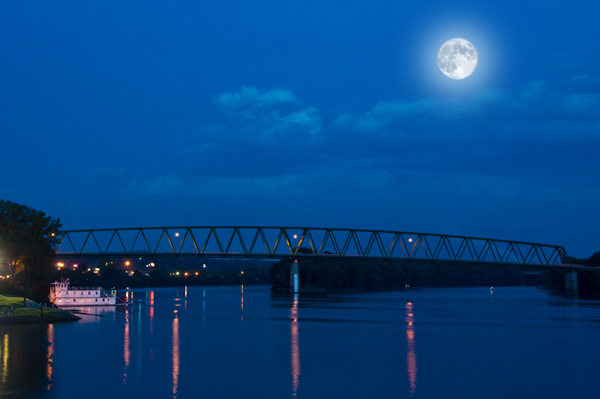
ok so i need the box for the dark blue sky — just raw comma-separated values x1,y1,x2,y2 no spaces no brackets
1,1,598,257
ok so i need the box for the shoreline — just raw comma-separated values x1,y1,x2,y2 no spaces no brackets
0,294,81,324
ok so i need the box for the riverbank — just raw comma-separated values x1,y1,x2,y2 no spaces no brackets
0,294,80,323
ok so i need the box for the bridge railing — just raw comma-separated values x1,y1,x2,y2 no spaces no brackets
53,226,567,266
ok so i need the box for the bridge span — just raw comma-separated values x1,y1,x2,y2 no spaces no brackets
53,226,577,268
54,226,588,294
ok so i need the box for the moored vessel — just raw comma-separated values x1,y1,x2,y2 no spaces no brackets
49,280,117,306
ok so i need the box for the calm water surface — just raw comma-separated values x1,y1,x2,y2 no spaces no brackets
1,286,599,398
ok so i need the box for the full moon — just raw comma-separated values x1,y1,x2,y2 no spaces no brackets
437,38,478,79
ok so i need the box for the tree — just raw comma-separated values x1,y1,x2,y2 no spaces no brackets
587,252,600,267
0,200,62,296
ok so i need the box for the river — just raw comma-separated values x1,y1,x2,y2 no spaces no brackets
0,286,599,398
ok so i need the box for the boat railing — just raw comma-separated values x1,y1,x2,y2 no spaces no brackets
100,289,116,298
69,286,103,291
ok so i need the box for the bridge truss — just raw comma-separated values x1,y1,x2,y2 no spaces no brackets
54,226,569,268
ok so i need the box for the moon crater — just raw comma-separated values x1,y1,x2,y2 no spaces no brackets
437,38,478,79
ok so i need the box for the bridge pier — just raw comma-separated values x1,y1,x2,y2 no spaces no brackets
564,271,578,296
289,260,299,293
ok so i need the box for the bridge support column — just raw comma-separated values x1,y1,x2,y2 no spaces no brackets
289,260,299,293
564,271,578,296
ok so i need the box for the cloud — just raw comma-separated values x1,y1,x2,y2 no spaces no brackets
211,86,322,137
214,86,298,114
176,86,323,178
120,78,600,218
124,172,306,198
567,75,600,93
85,166,126,179
126,174,183,195
161,77,600,190
327,80,600,170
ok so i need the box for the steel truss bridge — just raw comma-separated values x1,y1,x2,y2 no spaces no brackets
53,226,580,270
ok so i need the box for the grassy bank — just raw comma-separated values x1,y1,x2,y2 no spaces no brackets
0,295,79,322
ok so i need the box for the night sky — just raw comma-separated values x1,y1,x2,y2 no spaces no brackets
1,1,598,257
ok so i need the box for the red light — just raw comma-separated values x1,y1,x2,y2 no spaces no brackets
73,264,78,268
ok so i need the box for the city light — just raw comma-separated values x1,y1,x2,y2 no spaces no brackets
175,232,180,237
293,234,298,239
73,264,78,268
125,261,130,266
195,272,199,276
184,272,188,276
408,238,413,243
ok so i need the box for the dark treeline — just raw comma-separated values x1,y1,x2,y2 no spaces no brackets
541,251,600,297
269,257,523,291
0,200,62,302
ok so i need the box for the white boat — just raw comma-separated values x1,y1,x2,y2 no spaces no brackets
49,280,117,306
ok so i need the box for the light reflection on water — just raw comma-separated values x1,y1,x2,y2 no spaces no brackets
290,293,300,397
405,302,417,396
1,286,599,398
2,333,8,384
124,307,130,384
149,291,154,360
172,316,180,398
46,324,54,391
